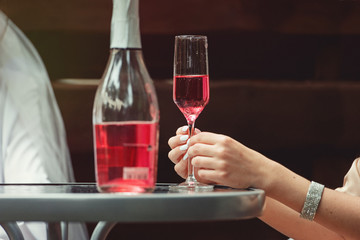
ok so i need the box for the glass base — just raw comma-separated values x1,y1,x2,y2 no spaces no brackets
169,176,214,193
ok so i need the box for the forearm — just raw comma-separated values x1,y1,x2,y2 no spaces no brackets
260,197,343,240
263,160,360,239
315,188,360,240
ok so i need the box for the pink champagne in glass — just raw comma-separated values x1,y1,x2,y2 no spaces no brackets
173,75,209,123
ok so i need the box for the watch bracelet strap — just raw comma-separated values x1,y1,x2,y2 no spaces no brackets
300,181,325,221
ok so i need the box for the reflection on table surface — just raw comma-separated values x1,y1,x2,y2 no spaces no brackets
0,183,261,195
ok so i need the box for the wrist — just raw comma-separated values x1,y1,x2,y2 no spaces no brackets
261,160,311,213
256,156,280,195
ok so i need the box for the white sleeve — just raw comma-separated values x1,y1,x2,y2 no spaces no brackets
335,158,360,197
0,10,74,183
0,10,88,240
2,76,59,183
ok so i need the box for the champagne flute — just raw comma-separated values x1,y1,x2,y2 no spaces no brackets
171,35,213,191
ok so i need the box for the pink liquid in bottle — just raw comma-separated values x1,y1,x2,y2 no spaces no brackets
95,121,158,193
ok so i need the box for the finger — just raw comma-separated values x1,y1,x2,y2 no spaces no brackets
191,155,221,170
176,125,189,135
168,134,189,149
187,142,216,158
189,132,225,146
168,143,189,164
197,169,222,185
193,167,215,185
176,126,201,135
174,158,188,179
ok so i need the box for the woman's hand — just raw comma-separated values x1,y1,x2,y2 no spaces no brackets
187,132,274,190
169,127,274,190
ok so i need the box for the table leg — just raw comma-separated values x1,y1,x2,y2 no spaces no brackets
90,222,117,240
60,222,68,240
0,222,24,240
47,222,63,240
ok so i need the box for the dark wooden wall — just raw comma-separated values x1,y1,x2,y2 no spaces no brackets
2,1,360,239
1,0,360,81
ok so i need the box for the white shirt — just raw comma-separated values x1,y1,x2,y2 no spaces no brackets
336,158,360,196
0,10,88,240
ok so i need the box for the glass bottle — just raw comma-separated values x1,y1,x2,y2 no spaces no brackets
93,0,159,193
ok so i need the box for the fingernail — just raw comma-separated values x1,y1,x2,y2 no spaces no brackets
182,126,189,132
180,135,189,142
183,153,188,160
179,144,188,151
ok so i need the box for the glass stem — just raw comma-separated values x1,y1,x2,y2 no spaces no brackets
186,121,197,185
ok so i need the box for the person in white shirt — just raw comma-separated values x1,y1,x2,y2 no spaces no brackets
0,10,88,240
168,126,360,240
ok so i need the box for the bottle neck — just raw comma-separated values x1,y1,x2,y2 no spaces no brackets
109,49,147,71
110,0,141,49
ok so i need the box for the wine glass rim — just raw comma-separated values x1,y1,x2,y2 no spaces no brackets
175,35,207,39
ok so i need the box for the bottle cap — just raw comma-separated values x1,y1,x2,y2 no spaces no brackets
110,0,141,49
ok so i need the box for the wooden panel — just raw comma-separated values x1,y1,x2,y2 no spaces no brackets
2,0,360,81
0,0,112,32
1,0,360,34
